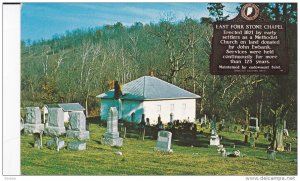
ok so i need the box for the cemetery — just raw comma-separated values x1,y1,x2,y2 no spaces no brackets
21,105,297,175
19,2,297,176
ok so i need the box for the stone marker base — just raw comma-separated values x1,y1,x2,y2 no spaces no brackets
66,130,90,140
210,135,220,146
47,139,65,150
267,150,276,160
24,124,44,134
45,126,66,136
68,141,86,151
154,147,173,153
102,136,123,147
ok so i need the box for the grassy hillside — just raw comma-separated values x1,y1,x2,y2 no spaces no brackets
21,122,297,175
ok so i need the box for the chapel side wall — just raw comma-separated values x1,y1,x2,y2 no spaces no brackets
143,99,196,125
121,100,144,123
100,99,144,123
100,99,119,121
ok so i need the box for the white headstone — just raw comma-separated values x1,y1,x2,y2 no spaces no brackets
155,131,172,152
102,107,123,147
44,108,66,136
66,111,90,140
48,108,64,127
105,107,120,138
69,111,86,130
24,107,44,134
26,107,42,124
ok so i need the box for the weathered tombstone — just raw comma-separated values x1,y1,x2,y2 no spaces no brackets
101,107,123,147
275,120,285,152
210,116,220,146
24,107,44,134
66,111,90,140
157,115,163,130
44,108,66,136
68,141,86,151
210,135,220,146
33,131,43,149
47,137,65,151
155,131,172,153
139,114,146,140
249,117,259,132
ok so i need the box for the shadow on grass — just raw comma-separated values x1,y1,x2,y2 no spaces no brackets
93,140,102,145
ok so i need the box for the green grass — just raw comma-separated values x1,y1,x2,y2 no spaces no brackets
21,123,297,175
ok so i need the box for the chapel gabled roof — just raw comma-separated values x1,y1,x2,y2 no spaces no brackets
97,76,200,100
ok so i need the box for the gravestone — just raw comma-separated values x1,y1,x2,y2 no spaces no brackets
101,107,123,147
210,116,220,146
47,137,65,151
45,108,66,136
155,131,172,152
68,141,86,151
66,111,90,140
249,117,259,132
24,107,44,134
139,114,146,140
157,115,163,130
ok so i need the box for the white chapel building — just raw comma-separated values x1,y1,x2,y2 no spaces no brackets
97,76,200,125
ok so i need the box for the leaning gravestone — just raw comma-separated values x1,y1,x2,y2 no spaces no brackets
66,111,90,140
45,108,66,136
101,107,123,147
24,107,44,134
155,130,172,153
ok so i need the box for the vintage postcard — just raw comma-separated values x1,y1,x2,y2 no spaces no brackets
15,2,298,177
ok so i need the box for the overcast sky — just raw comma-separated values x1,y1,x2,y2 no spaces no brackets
21,3,239,41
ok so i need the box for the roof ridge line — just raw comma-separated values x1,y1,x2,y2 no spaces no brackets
153,76,199,96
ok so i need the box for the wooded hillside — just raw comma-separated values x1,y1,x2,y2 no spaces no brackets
21,3,297,129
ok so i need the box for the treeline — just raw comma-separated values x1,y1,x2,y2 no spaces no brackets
21,3,297,129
